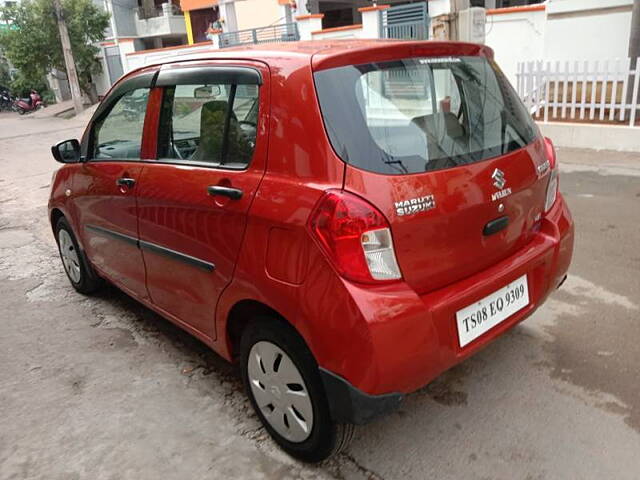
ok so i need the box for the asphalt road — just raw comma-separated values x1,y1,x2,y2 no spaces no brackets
1,110,639,480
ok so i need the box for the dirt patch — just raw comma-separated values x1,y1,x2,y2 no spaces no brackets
415,363,470,406
542,287,640,432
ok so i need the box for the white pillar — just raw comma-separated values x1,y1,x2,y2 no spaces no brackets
211,32,221,49
296,13,324,40
118,39,136,74
282,4,292,24
358,4,389,39
296,0,310,16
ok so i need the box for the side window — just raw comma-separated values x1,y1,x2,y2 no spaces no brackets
157,82,259,167
432,68,463,118
92,88,149,160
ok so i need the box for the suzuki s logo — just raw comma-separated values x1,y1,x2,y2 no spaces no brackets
492,169,506,189
491,168,512,201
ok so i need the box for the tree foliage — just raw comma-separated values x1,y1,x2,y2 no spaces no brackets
0,52,11,87
0,0,109,96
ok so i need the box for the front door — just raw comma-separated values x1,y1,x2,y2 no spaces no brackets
135,62,269,339
73,81,153,299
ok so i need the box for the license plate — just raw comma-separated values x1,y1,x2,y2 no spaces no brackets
456,275,529,348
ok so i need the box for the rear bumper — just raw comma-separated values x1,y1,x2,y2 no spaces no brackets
319,368,404,424
319,194,574,399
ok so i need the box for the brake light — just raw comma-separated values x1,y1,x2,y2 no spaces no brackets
308,190,402,284
544,137,558,212
544,136,557,169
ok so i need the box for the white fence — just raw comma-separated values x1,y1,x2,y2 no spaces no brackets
516,58,640,127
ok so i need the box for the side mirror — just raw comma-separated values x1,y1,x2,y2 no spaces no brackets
51,139,82,163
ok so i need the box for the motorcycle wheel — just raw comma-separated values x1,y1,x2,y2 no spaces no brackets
17,107,25,115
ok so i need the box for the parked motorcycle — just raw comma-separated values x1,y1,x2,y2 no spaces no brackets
13,90,45,115
0,89,13,112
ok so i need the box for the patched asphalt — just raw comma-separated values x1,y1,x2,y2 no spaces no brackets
1,111,638,479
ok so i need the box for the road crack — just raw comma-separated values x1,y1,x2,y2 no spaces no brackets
336,453,386,480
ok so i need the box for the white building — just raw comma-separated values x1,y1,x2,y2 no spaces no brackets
90,0,190,97
90,0,637,104
485,0,635,85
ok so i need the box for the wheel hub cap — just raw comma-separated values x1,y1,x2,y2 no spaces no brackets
247,341,314,443
58,229,81,283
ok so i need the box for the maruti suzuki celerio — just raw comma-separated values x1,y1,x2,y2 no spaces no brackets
48,40,574,462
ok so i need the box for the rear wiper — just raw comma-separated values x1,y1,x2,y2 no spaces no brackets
381,152,409,174
384,159,409,174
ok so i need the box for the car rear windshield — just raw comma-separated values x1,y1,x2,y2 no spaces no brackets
313,56,538,175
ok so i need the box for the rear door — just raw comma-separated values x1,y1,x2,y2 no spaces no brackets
73,71,155,298
314,54,551,295
135,62,268,339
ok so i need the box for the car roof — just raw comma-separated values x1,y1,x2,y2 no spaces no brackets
165,39,408,59
143,39,492,72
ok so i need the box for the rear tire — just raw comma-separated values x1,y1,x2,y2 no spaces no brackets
55,217,102,294
240,319,354,462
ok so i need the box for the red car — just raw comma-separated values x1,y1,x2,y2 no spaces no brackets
49,40,574,462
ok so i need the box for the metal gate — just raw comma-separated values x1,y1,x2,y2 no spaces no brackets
382,2,429,41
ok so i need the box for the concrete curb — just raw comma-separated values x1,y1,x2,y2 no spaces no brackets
538,122,640,153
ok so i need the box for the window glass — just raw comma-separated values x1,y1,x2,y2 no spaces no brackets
314,56,537,175
157,83,259,167
93,88,149,159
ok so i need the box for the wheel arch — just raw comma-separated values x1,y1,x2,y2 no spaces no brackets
50,207,86,251
50,207,65,235
224,298,299,362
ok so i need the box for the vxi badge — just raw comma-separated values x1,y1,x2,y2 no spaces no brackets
491,168,512,201
395,195,436,217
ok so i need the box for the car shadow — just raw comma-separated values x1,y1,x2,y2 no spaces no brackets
88,282,543,478
90,283,241,384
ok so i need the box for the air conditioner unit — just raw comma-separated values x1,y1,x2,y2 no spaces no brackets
457,7,486,44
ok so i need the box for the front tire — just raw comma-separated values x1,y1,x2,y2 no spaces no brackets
240,319,354,462
55,217,102,294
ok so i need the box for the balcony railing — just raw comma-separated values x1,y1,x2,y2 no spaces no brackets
135,2,186,38
219,23,299,48
137,2,182,20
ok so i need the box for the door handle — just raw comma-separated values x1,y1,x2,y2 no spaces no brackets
116,177,136,188
207,185,243,200
483,216,509,236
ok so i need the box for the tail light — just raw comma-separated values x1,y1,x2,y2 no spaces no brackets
308,190,402,284
544,137,559,212
544,136,557,170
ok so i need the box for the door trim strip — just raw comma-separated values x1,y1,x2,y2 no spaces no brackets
85,224,216,272
139,240,215,272
86,224,138,246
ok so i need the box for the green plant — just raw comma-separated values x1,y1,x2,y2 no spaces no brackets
0,54,11,87
0,0,109,98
